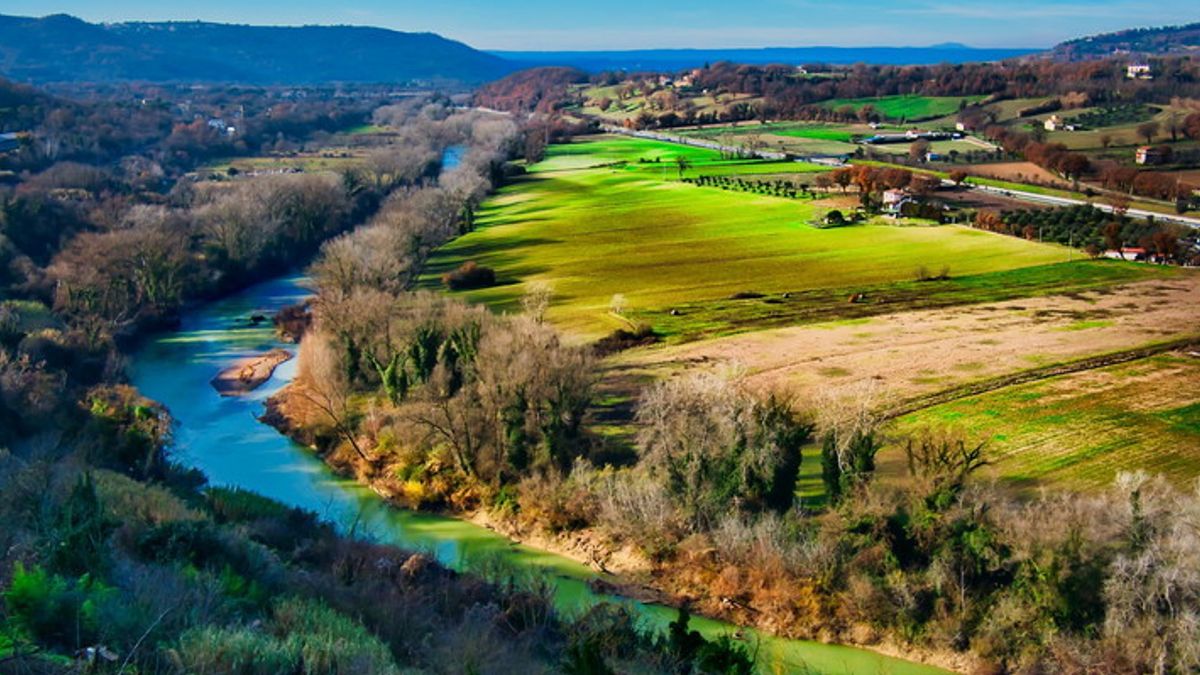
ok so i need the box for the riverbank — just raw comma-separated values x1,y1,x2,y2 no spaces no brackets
261,379,971,675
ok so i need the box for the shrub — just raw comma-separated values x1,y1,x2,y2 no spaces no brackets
83,385,172,480
441,261,496,290
3,563,111,650
94,469,203,527
593,323,658,356
206,486,292,524
176,625,301,675
175,598,401,675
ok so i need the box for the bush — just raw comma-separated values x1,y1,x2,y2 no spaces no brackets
176,598,401,675
442,261,496,290
593,322,658,356
94,469,203,527
176,625,303,675
3,563,111,650
206,486,292,524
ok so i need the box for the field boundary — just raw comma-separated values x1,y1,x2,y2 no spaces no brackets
886,335,1200,419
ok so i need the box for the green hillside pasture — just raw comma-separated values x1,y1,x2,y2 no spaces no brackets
529,136,726,173
868,139,982,156
424,137,1072,338
893,353,1200,490
683,122,889,142
678,160,832,179
822,95,988,121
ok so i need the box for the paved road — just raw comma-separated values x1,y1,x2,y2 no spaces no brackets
962,182,1200,229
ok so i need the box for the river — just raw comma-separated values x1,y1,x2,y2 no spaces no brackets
128,151,951,675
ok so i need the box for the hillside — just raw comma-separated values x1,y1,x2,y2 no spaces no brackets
0,13,515,85
1049,22,1200,60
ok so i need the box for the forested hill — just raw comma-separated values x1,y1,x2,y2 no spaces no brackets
0,13,516,85
1048,22,1200,60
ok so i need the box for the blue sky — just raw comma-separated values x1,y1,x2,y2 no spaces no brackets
5,0,1197,50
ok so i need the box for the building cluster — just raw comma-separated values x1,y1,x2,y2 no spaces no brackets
1126,63,1153,80
859,130,961,145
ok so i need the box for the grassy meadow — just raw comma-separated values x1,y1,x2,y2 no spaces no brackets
821,94,988,120
424,135,1072,338
633,260,1166,342
892,353,1200,490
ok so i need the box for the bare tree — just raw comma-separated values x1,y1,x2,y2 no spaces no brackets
297,329,371,463
1137,121,1160,145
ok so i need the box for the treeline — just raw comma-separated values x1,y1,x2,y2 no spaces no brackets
0,78,394,177
684,174,824,200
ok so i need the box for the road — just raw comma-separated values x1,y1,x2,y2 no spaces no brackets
962,182,1200,229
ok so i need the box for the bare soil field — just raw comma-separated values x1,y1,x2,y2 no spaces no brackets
939,186,1054,211
616,272,1200,409
965,162,1072,189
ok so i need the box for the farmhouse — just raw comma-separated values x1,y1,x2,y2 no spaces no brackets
1135,145,1167,165
1104,246,1148,261
1126,63,1153,80
882,188,914,215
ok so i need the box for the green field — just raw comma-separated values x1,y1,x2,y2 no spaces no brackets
528,136,723,172
682,122,888,143
822,95,988,121
424,135,1075,338
893,354,1200,490
633,260,1166,342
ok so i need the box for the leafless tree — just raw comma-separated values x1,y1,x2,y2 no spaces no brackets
297,328,371,463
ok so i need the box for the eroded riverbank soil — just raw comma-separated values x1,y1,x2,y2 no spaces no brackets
211,348,293,396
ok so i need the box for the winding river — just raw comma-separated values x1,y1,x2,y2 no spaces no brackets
129,151,951,675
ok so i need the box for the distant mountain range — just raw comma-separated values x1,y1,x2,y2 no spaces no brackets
0,14,514,85
493,45,1039,71
1047,22,1200,61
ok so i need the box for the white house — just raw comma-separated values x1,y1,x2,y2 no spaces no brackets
1127,63,1153,80
882,189,914,215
